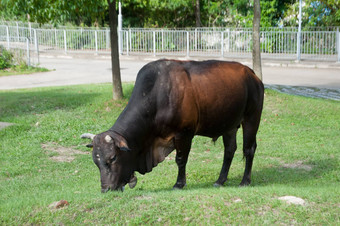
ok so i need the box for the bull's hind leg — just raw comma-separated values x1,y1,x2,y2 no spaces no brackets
240,116,261,186
214,129,238,187
173,133,193,189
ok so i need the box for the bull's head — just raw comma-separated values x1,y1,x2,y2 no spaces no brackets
81,132,137,192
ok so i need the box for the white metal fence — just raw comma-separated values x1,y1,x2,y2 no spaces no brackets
0,36,39,66
1,23,339,62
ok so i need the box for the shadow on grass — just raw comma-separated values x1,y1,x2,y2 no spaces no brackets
252,158,338,186
0,84,134,119
0,89,98,119
144,158,338,193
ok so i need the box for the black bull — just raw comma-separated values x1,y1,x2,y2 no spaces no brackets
81,59,264,192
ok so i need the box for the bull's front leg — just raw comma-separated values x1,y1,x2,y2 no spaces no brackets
173,133,193,189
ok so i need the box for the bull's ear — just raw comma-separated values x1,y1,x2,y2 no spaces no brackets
119,146,131,152
114,135,131,152
86,144,93,148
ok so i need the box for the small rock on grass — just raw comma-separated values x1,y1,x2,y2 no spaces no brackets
278,196,306,206
49,200,69,209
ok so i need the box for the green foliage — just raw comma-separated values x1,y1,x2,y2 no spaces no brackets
1,0,339,28
2,0,107,27
0,84,339,224
282,0,340,27
121,0,197,28
0,45,13,69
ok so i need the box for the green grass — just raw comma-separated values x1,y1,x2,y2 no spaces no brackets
0,84,339,225
0,65,49,76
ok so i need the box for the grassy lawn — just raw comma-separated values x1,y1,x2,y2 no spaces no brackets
0,66,49,76
0,84,339,225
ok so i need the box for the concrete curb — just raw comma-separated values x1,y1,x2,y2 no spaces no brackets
38,52,340,70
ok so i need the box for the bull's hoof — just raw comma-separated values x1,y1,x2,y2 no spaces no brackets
239,179,251,187
213,179,226,187
173,183,186,190
213,182,223,187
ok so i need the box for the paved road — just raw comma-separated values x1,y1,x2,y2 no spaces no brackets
1,56,339,100
0,57,143,89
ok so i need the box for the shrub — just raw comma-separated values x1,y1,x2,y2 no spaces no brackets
0,45,13,69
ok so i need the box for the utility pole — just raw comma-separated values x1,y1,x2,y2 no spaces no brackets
297,0,302,61
118,1,123,55
252,0,262,80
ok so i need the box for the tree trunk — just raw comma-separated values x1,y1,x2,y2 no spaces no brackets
107,0,123,100
195,0,202,27
252,0,262,80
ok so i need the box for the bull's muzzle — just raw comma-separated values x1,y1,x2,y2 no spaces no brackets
101,175,137,193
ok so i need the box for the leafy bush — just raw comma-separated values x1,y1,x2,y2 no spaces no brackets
0,45,13,69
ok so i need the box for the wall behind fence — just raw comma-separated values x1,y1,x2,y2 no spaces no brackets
1,23,339,62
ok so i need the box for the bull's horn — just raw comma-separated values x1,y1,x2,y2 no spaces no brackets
80,133,96,140
105,135,113,143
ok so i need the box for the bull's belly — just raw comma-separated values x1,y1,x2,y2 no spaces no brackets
195,117,242,138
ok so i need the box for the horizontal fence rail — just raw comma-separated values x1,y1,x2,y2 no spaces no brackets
1,24,339,61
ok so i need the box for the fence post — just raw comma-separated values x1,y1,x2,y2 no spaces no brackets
26,38,30,67
227,28,230,52
195,28,197,50
186,31,190,57
64,30,67,54
118,30,122,55
153,31,156,56
55,28,58,48
337,28,340,62
34,29,38,53
6,26,10,49
129,29,131,52
161,29,164,53
221,32,224,57
124,31,128,56
95,30,98,54
106,28,110,50
29,22,32,41
34,29,40,64
16,21,20,41
296,31,301,61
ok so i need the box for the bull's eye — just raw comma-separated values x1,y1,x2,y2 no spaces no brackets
108,155,117,164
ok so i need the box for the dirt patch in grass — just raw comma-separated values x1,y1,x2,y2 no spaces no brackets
266,157,313,171
282,161,313,171
0,122,14,130
134,195,153,201
42,142,89,162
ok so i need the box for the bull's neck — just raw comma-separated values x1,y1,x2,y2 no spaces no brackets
109,103,155,149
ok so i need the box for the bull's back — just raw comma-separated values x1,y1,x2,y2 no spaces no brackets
130,60,263,139
180,61,263,137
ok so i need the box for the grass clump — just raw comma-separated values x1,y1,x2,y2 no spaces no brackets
0,45,48,76
0,45,13,69
0,84,339,224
